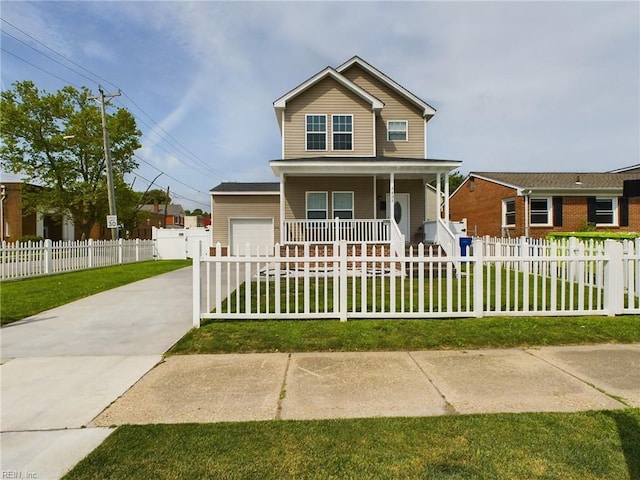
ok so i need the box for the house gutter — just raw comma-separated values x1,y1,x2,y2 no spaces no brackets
0,184,6,241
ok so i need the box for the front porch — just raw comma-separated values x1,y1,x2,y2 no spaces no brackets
270,156,464,256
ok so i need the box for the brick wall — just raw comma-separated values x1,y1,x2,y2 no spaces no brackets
450,176,519,237
451,177,640,238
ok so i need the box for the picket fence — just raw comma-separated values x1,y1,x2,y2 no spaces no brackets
0,238,156,280
192,236,640,326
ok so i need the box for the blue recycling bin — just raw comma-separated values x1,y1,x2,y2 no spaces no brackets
459,236,473,257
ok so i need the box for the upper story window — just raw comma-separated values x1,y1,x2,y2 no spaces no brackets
590,197,617,226
502,198,516,227
387,120,408,141
332,115,353,150
332,192,354,219
306,115,326,151
530,198,551,226
306,192,327,219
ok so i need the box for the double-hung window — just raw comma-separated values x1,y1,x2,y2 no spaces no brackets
332,192,353,219
332,115,353,150
530,198,551,226
306,192,327,219
594,198,617,226
503,198,516,227
387,120,408,141
306,115,326,151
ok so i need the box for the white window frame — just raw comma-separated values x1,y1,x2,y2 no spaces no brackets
305,114,327,151
529,197,552,226
332,114,353,151
332,191,354,219
387,120,408,142
595,197,618,226
502,198,516,227
306,191,328,219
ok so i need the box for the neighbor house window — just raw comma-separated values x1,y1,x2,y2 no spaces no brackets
332,115,353,150
503,198,516,227
306,192,327,219
588,198,618,225
332,192,354,219
306,115,326,150
387,120,408,141
530,198,551,226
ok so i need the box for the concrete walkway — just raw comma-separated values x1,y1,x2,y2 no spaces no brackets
1,267,194,480
2,265,639,479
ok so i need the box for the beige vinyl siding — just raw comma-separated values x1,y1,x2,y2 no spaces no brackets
341,65,425,158
285,177,375,220
212,195,280,246
285,177,431,241
284,77,374,158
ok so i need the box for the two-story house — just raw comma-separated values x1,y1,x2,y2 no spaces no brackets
211,56,461,254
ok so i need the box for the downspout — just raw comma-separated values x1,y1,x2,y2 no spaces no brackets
521,189,531,238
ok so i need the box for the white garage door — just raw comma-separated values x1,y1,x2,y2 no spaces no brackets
230,218,274,255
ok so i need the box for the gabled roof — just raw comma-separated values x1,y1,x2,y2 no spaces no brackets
336,56,437,119
139,204,185,215
273,66,384,113
210,182,280,194
465,171,640,196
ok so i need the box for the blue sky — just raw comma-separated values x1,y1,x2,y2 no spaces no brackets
1,1,638,211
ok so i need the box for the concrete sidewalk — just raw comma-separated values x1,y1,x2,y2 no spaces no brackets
1,266,194,480
93,344,640,426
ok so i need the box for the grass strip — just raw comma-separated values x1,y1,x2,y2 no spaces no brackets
64,408,640,480
0,260,191,325
170,315,640,354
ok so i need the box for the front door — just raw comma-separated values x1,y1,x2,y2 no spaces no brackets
386,193,410,241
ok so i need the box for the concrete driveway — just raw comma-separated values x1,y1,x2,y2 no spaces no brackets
1,266,193,479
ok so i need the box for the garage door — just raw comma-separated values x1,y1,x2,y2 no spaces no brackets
230,218,274,255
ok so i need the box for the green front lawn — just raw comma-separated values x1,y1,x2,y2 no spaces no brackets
0,260,191,325
170,315,640,355
64,409,640,480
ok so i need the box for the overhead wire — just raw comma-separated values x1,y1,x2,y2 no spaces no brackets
1,17,228,195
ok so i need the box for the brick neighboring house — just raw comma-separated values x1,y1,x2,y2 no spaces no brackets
0,181,75,242
211,56,460,255
450,166,640,238
139,203,185,229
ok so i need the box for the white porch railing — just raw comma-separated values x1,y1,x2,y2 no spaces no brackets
283,218,390,244
0,238,156,280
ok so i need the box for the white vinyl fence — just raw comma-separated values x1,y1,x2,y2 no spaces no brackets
192,237,639,326
0,238,156,280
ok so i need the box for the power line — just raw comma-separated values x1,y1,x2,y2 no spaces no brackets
2,17,228,191
1,17,119,90
130,172,210,208
1,48,82,88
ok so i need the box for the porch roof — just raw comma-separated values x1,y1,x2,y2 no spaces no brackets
270,156,461,177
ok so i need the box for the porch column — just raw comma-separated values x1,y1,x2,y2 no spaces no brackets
424,181,429,223
444,172,450,222
436,173,442,220
373,175,377,220
389,173,395,220
279,174,285,244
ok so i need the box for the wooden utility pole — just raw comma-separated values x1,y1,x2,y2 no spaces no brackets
91,86,121,240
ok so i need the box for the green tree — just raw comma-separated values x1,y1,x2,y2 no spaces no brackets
140,188,171,205
0,81,141,239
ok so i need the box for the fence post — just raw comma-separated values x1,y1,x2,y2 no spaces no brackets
339,240,348,321
88,239,94,268
135,238,140,262
603,239,623,316
44,239,52,275
473,237,484,317
117,238,124,264
192,240,202,328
